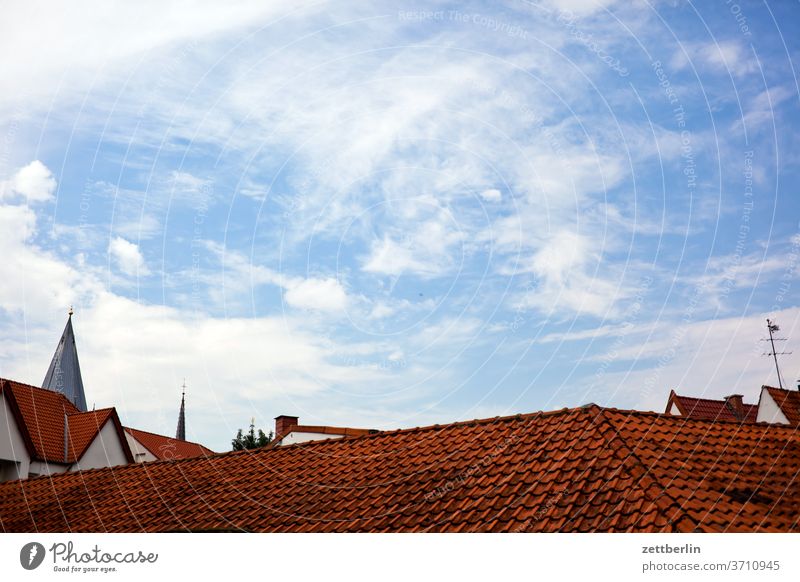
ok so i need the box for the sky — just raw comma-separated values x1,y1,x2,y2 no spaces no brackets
0,0,798,452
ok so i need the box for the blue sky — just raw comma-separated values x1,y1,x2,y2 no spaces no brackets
1,0,798,452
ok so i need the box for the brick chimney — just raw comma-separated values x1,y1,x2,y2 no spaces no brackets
275,415,299,439
724,395,744,421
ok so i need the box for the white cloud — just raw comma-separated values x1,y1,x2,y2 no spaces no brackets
361,205,465,279
0,1,307,116
284,277,348,312
0,160,56,202
544,0,619,17
109,236,150,276
737,85,794,132
480,188,502,203
362,236,436,278
672,40,756,78
0,204,84,322
368,301,396,320
515,230,626,317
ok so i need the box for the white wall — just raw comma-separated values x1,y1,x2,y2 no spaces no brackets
125,432,158,463
28,460,69,478
276,431,345,446
0,392,30,481
71,421,130,471
757,389,790,424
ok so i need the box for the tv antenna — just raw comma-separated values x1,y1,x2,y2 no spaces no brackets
761,318,791,390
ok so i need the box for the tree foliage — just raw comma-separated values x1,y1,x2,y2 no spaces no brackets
232,419,273,451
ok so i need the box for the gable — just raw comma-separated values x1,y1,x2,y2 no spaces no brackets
757,387,798,425
71,420,131,472
125,432,159,463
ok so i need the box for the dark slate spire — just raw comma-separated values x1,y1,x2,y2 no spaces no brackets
176,380,186,441
42,308,88,412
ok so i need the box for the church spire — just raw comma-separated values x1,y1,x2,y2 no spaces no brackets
42,307,88,411
176,380,186,441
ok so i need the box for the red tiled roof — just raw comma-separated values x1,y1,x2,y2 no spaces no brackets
2,378,79,463
667,391,758,422
1,406,798,532
763,386,800,426
124,427,214,460
1,378,133,465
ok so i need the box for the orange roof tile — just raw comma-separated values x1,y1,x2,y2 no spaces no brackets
667,390,758,422
0,406,797,532
124,427,214,460
763,386,800,426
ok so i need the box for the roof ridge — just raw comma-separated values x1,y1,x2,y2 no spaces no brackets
292,423,372,432
123,425,211,450
4,377,80,406
676,393,757,406
68,407,114,417
273,407,581,451
592,408,700,532
1,377,46,390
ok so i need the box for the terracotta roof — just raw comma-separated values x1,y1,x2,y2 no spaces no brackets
1,378,133,465
0,406,798,533
666,390,758,422
2,378,78,463
763,386,800,426
272,424,375,445
124,427,214,460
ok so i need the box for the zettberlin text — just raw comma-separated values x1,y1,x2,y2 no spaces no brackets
642,544,701,554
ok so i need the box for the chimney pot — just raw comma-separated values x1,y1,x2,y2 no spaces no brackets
275,415,299,438
724,395,744,421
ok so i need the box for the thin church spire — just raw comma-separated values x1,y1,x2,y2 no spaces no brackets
176,379,186,441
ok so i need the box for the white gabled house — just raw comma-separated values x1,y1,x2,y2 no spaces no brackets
0,378,134,481
0,311,213,482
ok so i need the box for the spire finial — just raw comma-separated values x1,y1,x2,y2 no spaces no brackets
68,305,74,316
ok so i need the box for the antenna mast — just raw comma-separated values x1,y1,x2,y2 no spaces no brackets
763,319,791,390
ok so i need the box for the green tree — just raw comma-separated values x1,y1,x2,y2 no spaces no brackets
232,418,273,451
